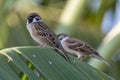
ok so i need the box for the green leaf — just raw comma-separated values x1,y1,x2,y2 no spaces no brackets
0,46,115,80
0,54,20,80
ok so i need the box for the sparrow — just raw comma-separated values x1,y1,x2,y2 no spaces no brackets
57,33,111,67
26,13,70,62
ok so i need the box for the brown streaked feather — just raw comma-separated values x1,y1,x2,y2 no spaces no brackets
66,37,98,55
33,22,48,31
32,22,56,46
32,22,68,52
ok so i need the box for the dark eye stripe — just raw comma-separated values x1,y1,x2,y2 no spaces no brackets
28,15,36,23
28,18,33,23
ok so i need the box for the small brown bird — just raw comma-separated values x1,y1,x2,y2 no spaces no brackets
26,13,70,62
57,33,111,67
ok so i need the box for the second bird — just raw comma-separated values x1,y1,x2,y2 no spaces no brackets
57,33,111,67
26,13,70,62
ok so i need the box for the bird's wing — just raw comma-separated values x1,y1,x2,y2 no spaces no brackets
33,22,59,47
66,37,96,54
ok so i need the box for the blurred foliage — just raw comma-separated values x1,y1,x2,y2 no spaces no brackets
89,22,120,70
0,0,119,80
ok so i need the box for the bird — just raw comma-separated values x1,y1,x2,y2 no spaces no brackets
26,13,70,62
57,33,111,67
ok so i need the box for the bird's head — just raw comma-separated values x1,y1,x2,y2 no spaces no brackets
57,33,69,41
27,13,42,24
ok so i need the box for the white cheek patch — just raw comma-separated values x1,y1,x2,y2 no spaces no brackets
61,37,69,43
27,20,29,25
58,36,63,40
33,17,42,23
33,18,37,23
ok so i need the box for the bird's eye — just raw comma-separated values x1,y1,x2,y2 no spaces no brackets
59,37,63,40
35,17,40,21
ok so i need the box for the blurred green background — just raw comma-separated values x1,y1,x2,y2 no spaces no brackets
0,0,120,80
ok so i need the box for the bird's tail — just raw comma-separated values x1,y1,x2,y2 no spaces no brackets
91,54,111,68
54,47,70,62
